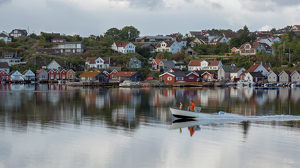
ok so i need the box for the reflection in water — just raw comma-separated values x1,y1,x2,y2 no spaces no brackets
1,85,300,168
1,85,300,133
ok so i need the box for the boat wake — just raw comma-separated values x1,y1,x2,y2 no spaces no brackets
202,112,300,121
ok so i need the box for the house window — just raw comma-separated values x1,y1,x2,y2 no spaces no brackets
51,75,54,79
189,77,194,79
176,77,184,80
69,75,73,79
62,75,65,79
167,77,172,81
56,75,59,79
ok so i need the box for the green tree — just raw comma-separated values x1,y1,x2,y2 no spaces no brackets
177,33,183,39
119,26,140,42
104,28,120,37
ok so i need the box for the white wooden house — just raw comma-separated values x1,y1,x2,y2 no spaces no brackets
156,41,181,54
111,42,135,53
22,69,35,80
47,60,63,70
291,70,300,83
9,70,24,82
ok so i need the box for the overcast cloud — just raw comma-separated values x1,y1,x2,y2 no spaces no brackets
0,0,299,37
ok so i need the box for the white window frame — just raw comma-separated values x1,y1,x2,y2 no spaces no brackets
167,77,172,81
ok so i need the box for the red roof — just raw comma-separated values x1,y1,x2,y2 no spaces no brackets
240,64,261,76
115,42,130,47
153,59,166,65
102,57,110,64
86,57,97,64
208,61,220,66
22,70,29,75
114,72,137,77
36,69,44,74
188,60,202,66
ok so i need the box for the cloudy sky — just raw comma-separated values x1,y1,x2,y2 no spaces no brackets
1,0,300,37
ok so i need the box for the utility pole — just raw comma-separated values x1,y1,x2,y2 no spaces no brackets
283,40,285,62
289,47,291,63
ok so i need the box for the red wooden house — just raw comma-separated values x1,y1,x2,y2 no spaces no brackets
159,72,199,83
0,70,10,81
60,69,67,80
48,69,61,80
110,69,118,79
201,71,217,81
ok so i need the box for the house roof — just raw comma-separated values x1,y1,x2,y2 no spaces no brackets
168,68,182,72
114,72,137,77
188,60,202,67
22,70,29,75
156,41,176,48
0,62,9,68
293,25,300,30
221,65,236,72
161,60,174,65
86,57,97,64
224,33,241,38
115,42,130,47
192,70,204,76
36,69,45,74
259,43,272,51
208,60,221,66
262,63,271,69
270,70,280,76
210,37,224,43
0,33,9,37
201,71,217,77
249,72,264,78
11,29,27,35
79,72,101,77
231,67,243,73
279,70,292,76
102,57,110,64
140,43,155,48
153,59,166,65
50,60,63,67
239,42,260,50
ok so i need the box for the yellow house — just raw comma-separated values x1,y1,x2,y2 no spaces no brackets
66,69,75,80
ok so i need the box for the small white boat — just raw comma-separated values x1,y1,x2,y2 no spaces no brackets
291,83,300,88
264,83,273,87
119,80,139,87
170,107,211,119
225,82,236,86
237,80,248,87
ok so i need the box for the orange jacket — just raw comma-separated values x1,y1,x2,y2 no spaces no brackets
190,102,195,111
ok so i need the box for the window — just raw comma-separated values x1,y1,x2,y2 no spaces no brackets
56,75,59,79
176,77,184,80
51,75,54,79
189,77,194,79
62,75,65,79
69,75,73,79
167,77,172,81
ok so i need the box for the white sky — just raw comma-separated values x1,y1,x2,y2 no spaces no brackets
1,0,300,37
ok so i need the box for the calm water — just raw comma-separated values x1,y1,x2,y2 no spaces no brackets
0,84,300,168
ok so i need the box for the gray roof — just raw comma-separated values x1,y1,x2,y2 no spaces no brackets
141,43,155,48
221,65,236,72
231,67,243,73
0,62,9,68
161,60,175,65
249,72,264,77
169,72,190,77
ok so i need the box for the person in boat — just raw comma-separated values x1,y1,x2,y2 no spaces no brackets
189,100,195,112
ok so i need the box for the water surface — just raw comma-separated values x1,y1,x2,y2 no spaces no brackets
0,84,300,168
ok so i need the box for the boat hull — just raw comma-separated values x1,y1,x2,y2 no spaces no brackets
170,107,210,119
